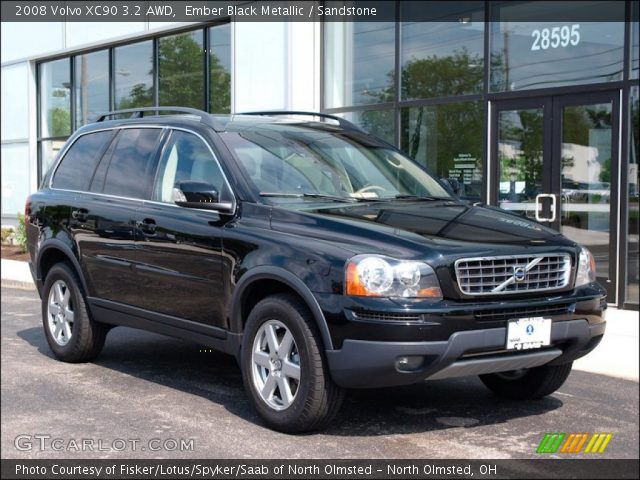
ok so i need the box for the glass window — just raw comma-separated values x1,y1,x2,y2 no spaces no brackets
632,1,639,79
153,130,231,204
114,41,153,109
490,1,625,91
39,58,71,138
209,23,232,113
324,22,396,108
102,128,162,199
40,139,67,176
52,131,113,191
74,50,109,127
338,109,395,145
401,2,484,99
159,31,204,109
400,102,483,201
628,86,639,305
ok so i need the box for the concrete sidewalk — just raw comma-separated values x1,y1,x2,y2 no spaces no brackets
2,258,637,381
1,258,33,290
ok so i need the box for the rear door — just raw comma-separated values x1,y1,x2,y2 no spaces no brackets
70,127,165,306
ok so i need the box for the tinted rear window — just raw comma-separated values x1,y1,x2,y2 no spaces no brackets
52,131,113,191
102,128,163,199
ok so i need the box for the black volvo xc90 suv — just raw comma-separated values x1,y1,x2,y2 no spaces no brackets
26,108,607,432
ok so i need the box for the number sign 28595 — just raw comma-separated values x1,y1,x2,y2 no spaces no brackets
531,24,580,51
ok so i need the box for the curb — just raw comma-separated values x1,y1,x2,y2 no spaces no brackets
1,279,35,290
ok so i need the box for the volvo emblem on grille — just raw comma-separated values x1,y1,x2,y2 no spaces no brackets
513,266,527,282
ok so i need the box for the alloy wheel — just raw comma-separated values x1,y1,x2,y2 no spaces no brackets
251,319,301,411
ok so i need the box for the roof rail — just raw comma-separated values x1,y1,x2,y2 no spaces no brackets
96,107,225,131
240,111,363,131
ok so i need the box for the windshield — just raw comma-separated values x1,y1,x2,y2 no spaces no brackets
221,122,452,204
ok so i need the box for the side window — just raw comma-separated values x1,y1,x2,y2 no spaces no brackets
153,130,232,204
52,131,113,191
102,128,163,199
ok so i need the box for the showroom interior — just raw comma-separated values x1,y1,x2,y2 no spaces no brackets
1,0,638,309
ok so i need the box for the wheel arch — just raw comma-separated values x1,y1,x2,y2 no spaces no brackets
230,267,334,351
37,240,89,295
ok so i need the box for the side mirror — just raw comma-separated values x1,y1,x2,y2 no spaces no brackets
173,181,233,212
442,178,461,196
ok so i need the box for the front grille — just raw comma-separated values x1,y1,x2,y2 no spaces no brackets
474,303,574,321
455,254,571,296
351,311,422,323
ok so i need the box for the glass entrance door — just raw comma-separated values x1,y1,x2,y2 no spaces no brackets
492,92,619,300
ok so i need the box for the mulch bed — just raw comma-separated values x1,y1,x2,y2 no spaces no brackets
1,245,30,262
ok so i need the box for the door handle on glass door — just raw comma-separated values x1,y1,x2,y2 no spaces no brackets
535,194,556,223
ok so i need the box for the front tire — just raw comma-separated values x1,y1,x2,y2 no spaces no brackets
42,263,107,362
479,362,573,400
241,293,344,433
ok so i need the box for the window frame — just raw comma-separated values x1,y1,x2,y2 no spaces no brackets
48,125,237,214
150,128,237,210
37,21,232,185
50,129,116,192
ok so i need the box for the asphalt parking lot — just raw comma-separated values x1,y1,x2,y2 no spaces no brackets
1,286,638,460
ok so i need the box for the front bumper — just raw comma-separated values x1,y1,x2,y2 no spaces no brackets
325,319,605,388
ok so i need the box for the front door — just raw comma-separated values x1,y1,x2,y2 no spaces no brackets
134,129,232,329
491,92,619,300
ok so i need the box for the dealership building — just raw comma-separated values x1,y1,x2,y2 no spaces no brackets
1,1,638,309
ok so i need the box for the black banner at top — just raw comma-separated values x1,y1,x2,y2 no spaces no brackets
0,1,631,22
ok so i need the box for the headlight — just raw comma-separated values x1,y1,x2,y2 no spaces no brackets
346,255,443,299
575,247,596,286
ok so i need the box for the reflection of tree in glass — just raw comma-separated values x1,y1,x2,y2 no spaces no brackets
118,83,153,109
402,48,483,99
359,50,485,169
210,48,231,114
117,33,230,112
499,110,543,194
49,107,71,137
401,52,484,195
159,34,203,109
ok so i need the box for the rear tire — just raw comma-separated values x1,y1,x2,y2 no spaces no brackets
42,263,107,362
479,362,573,400
241,293,344,433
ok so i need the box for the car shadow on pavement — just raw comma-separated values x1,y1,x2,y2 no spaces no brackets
17,325,563,435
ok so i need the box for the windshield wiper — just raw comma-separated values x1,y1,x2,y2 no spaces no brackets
391,194,454,201
260,192,357,203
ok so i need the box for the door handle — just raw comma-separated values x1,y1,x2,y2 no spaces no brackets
71,209,88,222
535,194,556,222
136,218,157,234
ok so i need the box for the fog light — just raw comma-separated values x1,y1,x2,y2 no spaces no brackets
396,355,424,372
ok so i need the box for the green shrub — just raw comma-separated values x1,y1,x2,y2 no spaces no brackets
15,213,27,253
1,227,12,244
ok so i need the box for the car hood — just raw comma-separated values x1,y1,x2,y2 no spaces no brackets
269,200,574,259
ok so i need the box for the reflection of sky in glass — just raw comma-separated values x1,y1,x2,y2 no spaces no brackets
210,23,231,72
632,2,639,79
75,50,108,125
39,58,70,137
401,2,484,98
402,21,484,63
491,17,624,91
352,23,395,104
114,41,153,108
209,23,231,112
